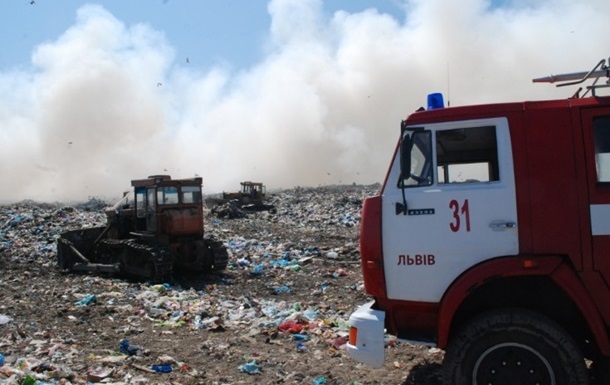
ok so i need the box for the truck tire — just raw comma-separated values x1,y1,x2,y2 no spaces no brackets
442,308,589,385
591,356,610,384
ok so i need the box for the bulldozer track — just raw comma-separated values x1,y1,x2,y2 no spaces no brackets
209,239,229,271
99,239,173,282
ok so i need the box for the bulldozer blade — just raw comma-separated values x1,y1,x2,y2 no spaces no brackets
57,227,106,271
71,262,121,273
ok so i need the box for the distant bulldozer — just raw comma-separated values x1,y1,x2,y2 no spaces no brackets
222,181,266,206
206,182,274,218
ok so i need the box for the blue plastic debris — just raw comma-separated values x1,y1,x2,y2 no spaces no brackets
251,263,266,275
119,339,141,356
74,294,96,307
238,360,262,374
152,364,173,373
274,286,291,294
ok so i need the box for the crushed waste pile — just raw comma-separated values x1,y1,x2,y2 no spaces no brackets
0,185,445,385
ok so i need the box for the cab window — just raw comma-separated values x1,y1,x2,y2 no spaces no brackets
157,186,179,205
593,116,610,182
182,186,202,204
400,131,433,187
135,188,146,218
436,126,499,183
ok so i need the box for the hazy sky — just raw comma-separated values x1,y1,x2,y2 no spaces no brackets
1,0,608,202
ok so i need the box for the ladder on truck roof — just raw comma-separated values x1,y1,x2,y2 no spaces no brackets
533,56,610,98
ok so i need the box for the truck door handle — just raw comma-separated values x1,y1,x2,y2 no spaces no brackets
489,220,517,231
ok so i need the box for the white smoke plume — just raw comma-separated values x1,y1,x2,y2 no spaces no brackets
0,0,608,202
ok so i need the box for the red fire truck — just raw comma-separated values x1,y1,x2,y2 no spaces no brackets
347,58,610,384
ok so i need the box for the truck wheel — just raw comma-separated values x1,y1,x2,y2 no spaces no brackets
442,308,589,385
591,356,610,384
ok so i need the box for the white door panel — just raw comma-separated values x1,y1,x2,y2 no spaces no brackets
382,118,519,302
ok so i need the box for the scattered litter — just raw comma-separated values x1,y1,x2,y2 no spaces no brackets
274,285,291,294
331,336,348,350
296,342,307,353
87,366,114,382
151,364,173,373
74,293,96,307
119,339,142,356
238,360,262,374
278,319,304,334
0,184,414,384
332,268,348,278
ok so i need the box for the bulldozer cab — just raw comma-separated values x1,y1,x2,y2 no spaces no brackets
58,174,227,281
240,181,265,199
129,175,204,237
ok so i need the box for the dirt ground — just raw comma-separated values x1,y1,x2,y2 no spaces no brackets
0,184,448,385
2,183,607,385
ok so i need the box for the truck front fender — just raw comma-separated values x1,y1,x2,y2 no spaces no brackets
436,256,610,355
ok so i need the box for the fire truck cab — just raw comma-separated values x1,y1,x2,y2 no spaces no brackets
347,58,610,384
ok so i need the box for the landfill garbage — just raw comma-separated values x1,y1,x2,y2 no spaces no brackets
151,364,173,373
331,336,348,350
313,376,327,384
278,319,304,333
274,285,291,294
87,366,114,382
302,308,319,321
22,375,37,385
238,360,262,374
119,339,142,356
332,268,348,278
326,251,339,259
212,201,247,219
296,342,307,353
0,184,444,384
251,263,266,275
74,293,96,307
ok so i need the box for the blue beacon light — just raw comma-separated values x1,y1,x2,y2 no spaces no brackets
427,93,444,110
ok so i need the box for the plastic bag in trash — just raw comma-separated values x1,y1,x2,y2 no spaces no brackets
119,339,141,356
238,360,261,374
74,294,96,307
152,364,173,373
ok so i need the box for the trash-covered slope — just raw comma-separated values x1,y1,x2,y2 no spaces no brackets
0,184,446,385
